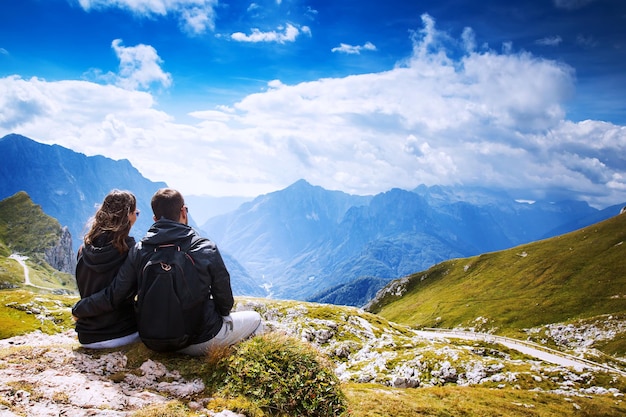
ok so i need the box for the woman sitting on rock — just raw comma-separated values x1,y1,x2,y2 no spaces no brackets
74,189,141,349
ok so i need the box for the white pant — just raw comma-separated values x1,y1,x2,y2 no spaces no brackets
80,331,141,349
178,311,264,356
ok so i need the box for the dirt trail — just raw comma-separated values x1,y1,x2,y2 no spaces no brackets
9,254,54,290
415,329,626,376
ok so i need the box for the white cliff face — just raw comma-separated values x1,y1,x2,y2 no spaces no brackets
44,226,76,274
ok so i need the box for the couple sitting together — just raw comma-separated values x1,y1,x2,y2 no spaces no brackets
72,188,263,355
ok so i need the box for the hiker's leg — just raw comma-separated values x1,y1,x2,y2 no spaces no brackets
210,311,263,348
177,311,263,356
80,331,141,349
231,310,264,339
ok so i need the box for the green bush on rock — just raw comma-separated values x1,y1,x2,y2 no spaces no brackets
224,333,348,417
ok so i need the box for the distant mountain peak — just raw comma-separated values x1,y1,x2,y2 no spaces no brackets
289,179,314,189
281,179,329,195
1,133,31,142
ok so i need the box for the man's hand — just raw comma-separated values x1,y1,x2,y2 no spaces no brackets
222,315,234,331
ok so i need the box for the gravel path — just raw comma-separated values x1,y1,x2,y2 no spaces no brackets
9,253,55,290
415,329,625,375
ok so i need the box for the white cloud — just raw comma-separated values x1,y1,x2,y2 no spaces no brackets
0,75,167,148
331,42,377,55
1,13,625,207
535,36,563,46
0,76,53,130
231,23,309,44
305,6,318,18
461,27,476,53
77,0,218,34
111,39,172,90
179,5,216,34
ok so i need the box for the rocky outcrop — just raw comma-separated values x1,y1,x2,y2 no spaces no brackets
362,276,410,311
0,331,229,417
239,299,626,391
0,297,625,416
44,226,76,274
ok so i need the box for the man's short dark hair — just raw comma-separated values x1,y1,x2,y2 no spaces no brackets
151,188,184,221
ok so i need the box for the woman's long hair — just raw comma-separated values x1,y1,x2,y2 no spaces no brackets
84,190,137,253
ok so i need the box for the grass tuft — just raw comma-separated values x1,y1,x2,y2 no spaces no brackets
222,332,348,417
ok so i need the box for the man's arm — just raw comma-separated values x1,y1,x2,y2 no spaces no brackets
200,243,234,316
72,249,139,318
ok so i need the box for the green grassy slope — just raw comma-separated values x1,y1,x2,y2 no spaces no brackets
368,212,626,337
0,191,76,291
0,289,76,339
0,191,63,254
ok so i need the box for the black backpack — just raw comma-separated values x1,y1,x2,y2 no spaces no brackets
135,240,207,352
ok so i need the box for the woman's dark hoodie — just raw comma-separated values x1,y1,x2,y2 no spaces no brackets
74,234,137,344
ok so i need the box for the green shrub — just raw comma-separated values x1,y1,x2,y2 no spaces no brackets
224,333,348,417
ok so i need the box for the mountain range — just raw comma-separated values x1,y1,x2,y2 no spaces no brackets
1,133,624,304
0,133,166,252
203,180,623,302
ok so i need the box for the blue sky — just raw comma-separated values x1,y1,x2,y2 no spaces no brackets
1,0,625,207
